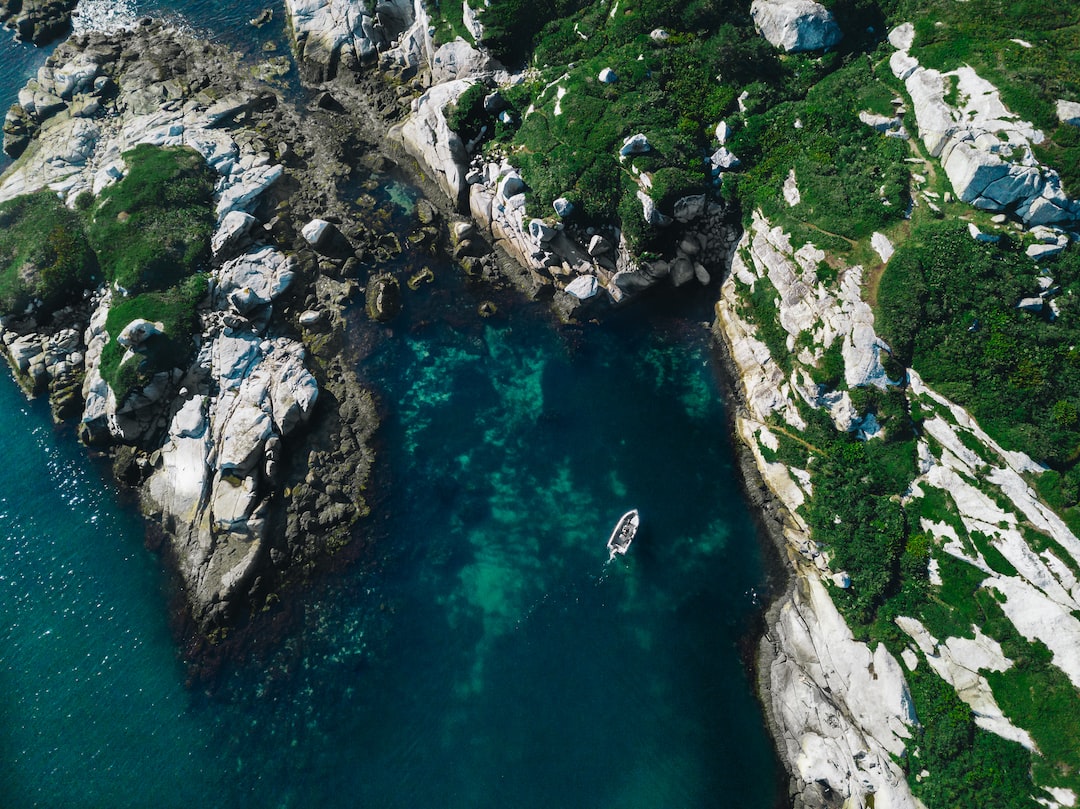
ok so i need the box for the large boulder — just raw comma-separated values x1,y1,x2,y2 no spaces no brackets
750,0,842,52
399,79,473,208
284,0,416,80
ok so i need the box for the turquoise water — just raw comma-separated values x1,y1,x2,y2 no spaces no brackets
1,5,780,807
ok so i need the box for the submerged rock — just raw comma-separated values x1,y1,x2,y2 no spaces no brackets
365,273,402,322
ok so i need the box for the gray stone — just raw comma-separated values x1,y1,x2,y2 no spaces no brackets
1027,242,1066,260
529,218,557,244
301,217,334,248
671,256,695,286
619,133,651,157
750,0,842,52
565,275,599,300
116,319,163,349
612,270,656,294
710,146,740,170
637,190,671,227
588,234,611,256
553,196,574,218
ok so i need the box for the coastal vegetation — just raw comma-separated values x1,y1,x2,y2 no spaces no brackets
432,4,1080,800
877,225,1080,500
0,145,213,396
85,144,214,395
0,190,98,313
86,143,215,294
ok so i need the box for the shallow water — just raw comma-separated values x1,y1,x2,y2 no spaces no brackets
0,5,781,807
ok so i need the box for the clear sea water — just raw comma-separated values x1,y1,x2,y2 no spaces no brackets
0,4,781,807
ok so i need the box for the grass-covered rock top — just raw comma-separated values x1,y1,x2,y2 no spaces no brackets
0,191,99,314
1,145,214,399
85,143,215,295
435,0,1078,257
90,145,213,396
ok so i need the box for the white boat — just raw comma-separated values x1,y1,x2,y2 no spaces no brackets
606,509,639,561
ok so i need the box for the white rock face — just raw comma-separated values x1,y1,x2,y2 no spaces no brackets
399,79,473,205
565,275,598,299
215,245,297,314
889,25,1080,226
714,213,935,809
750,0,842,52
1058,99,1080,127
769,569,918,808
782,168,800,206
871,232,895,263
284,0,416,78
895,617,1036,749
147,332,317,613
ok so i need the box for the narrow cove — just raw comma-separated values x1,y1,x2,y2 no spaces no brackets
0,8,782,805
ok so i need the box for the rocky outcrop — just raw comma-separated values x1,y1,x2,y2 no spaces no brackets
0,23,379,634
765,565,918,809
0,0,77,45
719,207,1080,807
284,0,418,81
750,0,842,53
396,74,737,317
715,214,919,808
889,23,1080,226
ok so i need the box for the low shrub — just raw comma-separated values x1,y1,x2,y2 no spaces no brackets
87,144,215,294
0,191,99,314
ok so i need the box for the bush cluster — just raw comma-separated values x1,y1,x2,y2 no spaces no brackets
87,144,215,294
0,191,99,314
876,224,1080,479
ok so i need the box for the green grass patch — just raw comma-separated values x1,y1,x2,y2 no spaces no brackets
88,144,215,294
730,53,911,243
0,191,99,314
428,0,476,46
740,276,792,374
875,223,1080,497
98,274,207,397
906,662,1039,809
984,628,1080,791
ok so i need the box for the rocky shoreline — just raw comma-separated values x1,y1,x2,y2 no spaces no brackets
0,5,880,803
0,19,394,637
0,0,76,45
7,3,1080,807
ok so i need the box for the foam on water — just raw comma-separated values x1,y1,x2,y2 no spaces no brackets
71,0,139,34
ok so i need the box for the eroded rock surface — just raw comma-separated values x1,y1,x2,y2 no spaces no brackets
0,0,77,45
750,0,842,53
890,23,1080,226
0,23,379,633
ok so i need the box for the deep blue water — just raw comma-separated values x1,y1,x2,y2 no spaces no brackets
0,4,780,807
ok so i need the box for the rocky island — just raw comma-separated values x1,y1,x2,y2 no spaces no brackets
2,0,1080,807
